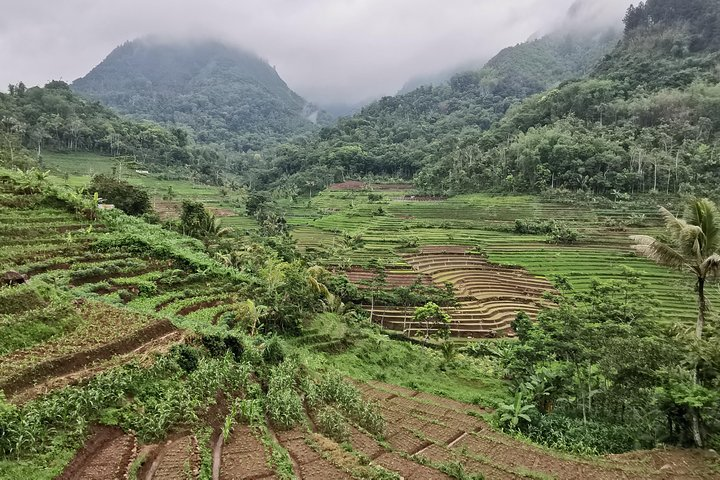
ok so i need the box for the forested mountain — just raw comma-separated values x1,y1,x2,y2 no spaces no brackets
0,80,225,181
397,57,488,95
257,0,720,199
251,11,620,192
73,38,329,152
415,0,720,196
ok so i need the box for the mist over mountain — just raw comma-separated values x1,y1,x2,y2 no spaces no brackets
244,6,621,190
73,38,330,152
397,58,490,95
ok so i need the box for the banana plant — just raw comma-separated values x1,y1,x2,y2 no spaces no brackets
497,392,535,430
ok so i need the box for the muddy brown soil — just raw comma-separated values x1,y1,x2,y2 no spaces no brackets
1,319,176,400
58,426,136,480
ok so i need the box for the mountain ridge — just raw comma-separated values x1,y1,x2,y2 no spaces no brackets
73,37,329,152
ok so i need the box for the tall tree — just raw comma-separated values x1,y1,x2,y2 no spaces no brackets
631,199,720,339
630,198,720,446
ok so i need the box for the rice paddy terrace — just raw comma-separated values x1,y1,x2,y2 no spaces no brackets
370,247,555,338
281,185,715,337
0,175,245,403
2,171,718,478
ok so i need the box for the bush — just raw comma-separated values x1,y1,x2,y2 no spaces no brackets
316,406,349,443
263,336,286,365
525,414,641,455
171,344,200,373
514,219,555,235
201,335,227,357
547,224,579,244
88,174,151,216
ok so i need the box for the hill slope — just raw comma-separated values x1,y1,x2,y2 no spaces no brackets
0,81,228,181
73,38,327,151
413,0,720,196
251,23,619,191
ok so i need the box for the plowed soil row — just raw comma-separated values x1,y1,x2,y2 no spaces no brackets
219,425,275,479
275,428,352,479
11,329,184,404
142,435,200,480
58,426,137,480
357,381,720,480
0,301,177,402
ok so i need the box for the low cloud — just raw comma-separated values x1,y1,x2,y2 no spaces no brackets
0,0,633,104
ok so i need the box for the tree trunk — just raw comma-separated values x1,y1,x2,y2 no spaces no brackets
653,162,657,191
689,276,706,448
690,407,703,448
697,277,706,340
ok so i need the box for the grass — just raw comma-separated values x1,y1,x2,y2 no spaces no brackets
276,187,716,326
302,313,511,408
42,151,236,208
0,449,76,480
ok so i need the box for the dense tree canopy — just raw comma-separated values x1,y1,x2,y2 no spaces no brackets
0,80,232,183
243,27,619,194
72,39,330,152
248,0,720,200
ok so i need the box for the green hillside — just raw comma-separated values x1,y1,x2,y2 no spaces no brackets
0,81,234,184
73,38,330,152
247,21,619,193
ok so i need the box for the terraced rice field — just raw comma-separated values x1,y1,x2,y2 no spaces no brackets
370,247,554,338
55,379,717,479
280,187,715,329
0,176,245,403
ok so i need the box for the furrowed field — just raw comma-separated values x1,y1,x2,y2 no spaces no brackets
42,153,713,337
2,157,716,479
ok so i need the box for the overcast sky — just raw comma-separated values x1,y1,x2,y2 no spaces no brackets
0,0,633,105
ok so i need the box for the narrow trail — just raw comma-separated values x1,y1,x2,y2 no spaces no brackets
211,435,223,480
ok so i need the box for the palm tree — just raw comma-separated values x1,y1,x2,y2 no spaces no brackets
631,198,720,340
631,198,720,447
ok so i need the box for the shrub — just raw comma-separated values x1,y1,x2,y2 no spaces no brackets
525,414,640,455
316,406,349,443
514,219,555,235
88,174,151,216
547,224,579,244
398,236,419,248
171,344,200,373
201,335,227,357
263,336,286,365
